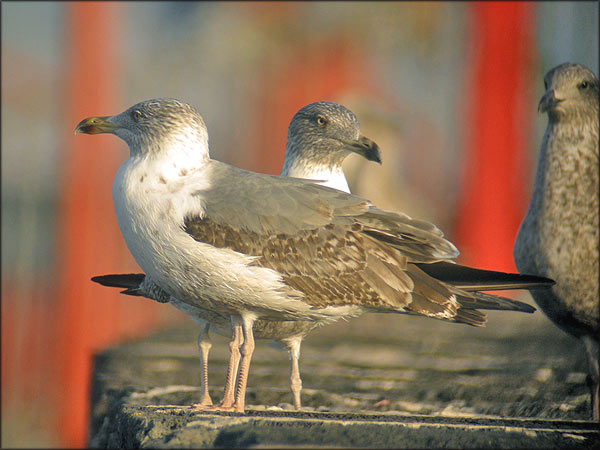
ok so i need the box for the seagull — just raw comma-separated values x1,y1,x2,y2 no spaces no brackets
92,101,382,410
76,98,551,412
514,63,599,420
91,102,552,411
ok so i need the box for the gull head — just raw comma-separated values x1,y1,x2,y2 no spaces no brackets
75,98,209,158
538,63,599,122
285,101,381,169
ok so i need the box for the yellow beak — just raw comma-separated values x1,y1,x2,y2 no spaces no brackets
74,116,120,135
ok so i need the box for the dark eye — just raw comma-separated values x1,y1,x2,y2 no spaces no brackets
315,116,327,127
132,110,143,122
578,81,590,90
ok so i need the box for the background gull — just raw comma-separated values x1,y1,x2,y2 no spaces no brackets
76,98,551,412
514,63,599,420
92,101,382,410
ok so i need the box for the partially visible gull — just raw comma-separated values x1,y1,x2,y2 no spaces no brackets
93,101,382,410
514,63,599,420
76,98,551,412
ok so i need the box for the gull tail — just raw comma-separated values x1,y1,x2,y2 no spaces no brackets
447,290,535,328
416,261,554,291
454,290,536,314
404,264,535,329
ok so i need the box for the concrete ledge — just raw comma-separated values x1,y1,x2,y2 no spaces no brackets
89,310,599,448
92,394,598,448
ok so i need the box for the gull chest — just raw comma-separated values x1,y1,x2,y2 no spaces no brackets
112,159,199,286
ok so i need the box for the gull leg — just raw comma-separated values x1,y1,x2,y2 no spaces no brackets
219,318,243,408
201,318,243,411
231,314,257,412
195,322,213,407
283,337,303,410
582,336,599,421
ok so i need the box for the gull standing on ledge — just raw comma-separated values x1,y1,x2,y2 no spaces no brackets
76,98,551,412
92,101,382,410
514,63,599,420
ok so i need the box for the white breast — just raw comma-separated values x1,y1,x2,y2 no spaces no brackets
112,156,359,322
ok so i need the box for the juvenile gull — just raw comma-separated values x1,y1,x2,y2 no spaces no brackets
93,101,382,409
514,63,599,420
76,98,550,412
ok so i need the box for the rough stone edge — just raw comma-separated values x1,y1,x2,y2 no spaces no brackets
90,387,600,449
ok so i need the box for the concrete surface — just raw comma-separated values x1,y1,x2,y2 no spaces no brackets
89,297,599,448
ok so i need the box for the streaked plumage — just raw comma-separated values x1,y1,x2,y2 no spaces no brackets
514,63,599,420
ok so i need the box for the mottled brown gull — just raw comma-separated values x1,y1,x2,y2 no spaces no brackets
514,63,599,420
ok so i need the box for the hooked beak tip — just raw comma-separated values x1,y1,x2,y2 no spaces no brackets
367,146,382,164
538,90,562,113
74,116,118,135
353,136,382,164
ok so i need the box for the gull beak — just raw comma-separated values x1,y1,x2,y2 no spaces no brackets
538,89,563,113
341,135,382,164
74,116,121,135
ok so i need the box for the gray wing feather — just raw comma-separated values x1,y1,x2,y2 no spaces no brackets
184,162,533,325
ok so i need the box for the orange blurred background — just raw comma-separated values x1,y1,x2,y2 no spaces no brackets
2,2,598,447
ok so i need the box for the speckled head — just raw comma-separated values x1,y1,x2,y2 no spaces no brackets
539,63,599,122
75,98,209,158
284,101,381,170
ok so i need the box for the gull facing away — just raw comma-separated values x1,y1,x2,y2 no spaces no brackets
76,98,552,412
514,63,599,420
92,101,383,410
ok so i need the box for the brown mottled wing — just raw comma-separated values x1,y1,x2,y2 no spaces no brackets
186,163,461,317
184,214,461,315
359,208,459,262
198,162,458,262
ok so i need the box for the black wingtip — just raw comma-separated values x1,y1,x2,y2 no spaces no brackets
417,262,555,291
120,288,144,296
510,299,537,314
91,273,146,289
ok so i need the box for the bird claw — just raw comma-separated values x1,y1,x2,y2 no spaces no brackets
198,403,244,412
192,402,212,411
373,399,390,407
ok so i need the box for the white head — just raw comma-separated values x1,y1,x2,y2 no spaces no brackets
75,98,210,161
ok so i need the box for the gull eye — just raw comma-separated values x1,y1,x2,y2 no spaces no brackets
315,116,327,127
578,81,590,90
132,110,143,122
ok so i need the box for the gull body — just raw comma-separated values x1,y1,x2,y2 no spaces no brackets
514,63,599,420
77,98,549,412
96,101,381,409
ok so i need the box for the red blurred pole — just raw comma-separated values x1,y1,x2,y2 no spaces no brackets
55,3,123,446
454,2,536,271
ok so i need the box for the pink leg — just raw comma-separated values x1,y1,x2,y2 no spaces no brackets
284,337,303,410
199,318,243,411
194,323,213,407
231,314,256,412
